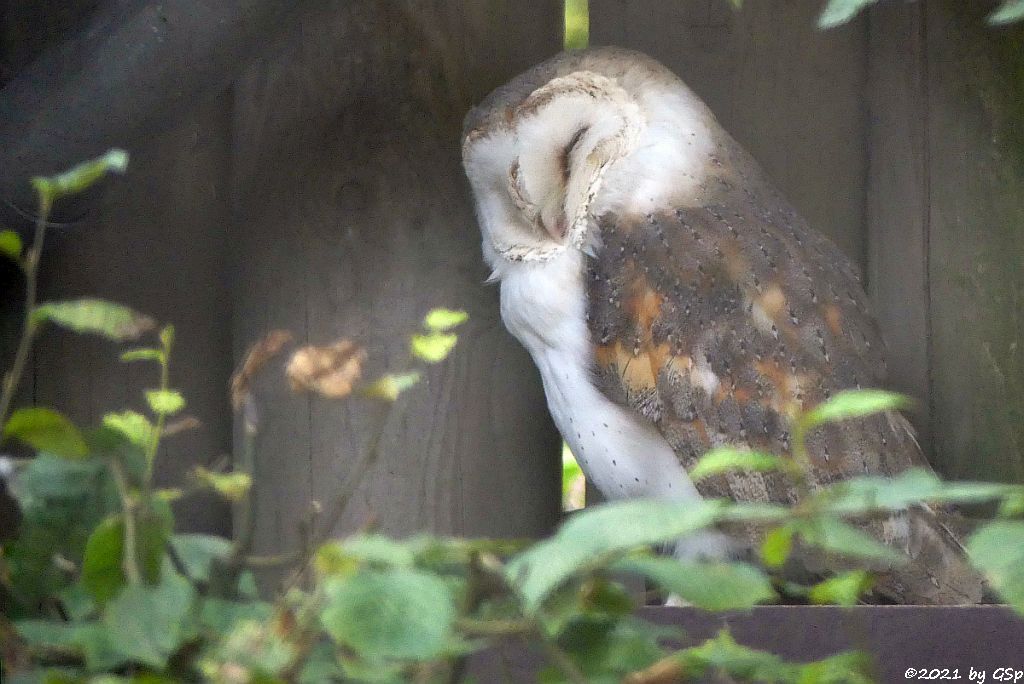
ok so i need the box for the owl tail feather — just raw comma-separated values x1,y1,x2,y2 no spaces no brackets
869,506,986,605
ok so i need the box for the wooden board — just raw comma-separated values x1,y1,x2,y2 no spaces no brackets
229,0,564,574
922,1,1024,482
866,2,933,455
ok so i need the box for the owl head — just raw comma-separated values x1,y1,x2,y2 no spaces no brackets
461,47,718,269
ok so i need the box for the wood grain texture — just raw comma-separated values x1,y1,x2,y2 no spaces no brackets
923,1,1024,482
865,2,933,455
589,0,869,268
230,0,563,572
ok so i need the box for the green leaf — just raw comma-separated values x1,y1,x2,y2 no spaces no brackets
800,389,911,431
321,569,457,660
101,411,155,450
968,521,1024,614
990,0,1024,24
808,570,873,606
192,466,252,502
423,308,469,332
102,572,196,669
121,348,165,363
717,502,791,524
410,332,458,363
3,407,88,458
675,630,873,683
817,0,876,29
31,149,129,204
614,557,775,611
507,499,724,611
360,371,421,401
0,229,22,261
34,299,154,341
760,525,795,569
819,468,1016,515
169,534,232,583
145,389,185,416
798,517,905,565
15,619,129,673
316,535,417,576
82,509,169,605
5,455,119,603
690,447,786,481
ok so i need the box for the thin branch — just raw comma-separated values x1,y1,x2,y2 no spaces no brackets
109,456,143,585
0,194,50,428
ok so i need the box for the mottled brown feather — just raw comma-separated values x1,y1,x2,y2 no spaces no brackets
586,137,984,604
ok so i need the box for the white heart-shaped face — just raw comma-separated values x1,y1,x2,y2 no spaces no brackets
462,71,645,265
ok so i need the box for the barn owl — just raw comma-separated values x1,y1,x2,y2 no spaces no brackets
461,47,983,604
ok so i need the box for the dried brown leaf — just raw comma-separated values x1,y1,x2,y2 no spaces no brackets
285,339,367,399
231,330,294,411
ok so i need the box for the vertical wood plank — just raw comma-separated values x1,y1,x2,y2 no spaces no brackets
230,0,563,571
923,1,1024,482
589,0,869,268
865,2,933,455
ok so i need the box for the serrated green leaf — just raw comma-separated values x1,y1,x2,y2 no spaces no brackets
614,557,775,610
798,517,905,565
800,389,911,431
101,411,154,450
990,0,1024,24
192,466,251,502
360,371,421,401
410,332,458,363
760,525,795,569
121,348,164,363
817,0,876,29
423,308,469,332
3,407,88,458
508,498,724,611
102,572,196,669
808,570,873,606
968,521,1024,614
690,447,786,481
31,149,129,204
145,389,185,416
0,229,22,261
34,299,154,341
170,534,232,583
321,569,457,660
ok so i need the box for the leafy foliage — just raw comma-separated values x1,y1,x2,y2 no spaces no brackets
4,153,1024,684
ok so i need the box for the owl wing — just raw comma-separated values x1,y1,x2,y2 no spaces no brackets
586,193,923,501
585,169,983,604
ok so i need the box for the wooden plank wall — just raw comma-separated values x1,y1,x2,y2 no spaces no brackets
590,0,1024,483
229,0,564,573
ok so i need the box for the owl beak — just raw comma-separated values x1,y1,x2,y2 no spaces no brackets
539,197,568,242
544,213,568,242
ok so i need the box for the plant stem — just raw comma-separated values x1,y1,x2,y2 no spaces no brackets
0,196,50,428
143,348,171,487
109,456,143,584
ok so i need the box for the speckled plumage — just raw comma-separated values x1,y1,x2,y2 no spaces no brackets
462,47,984,604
